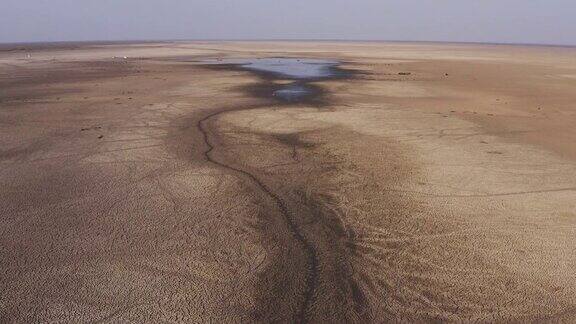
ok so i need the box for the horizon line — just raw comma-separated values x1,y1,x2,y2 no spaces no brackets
1,38,575,49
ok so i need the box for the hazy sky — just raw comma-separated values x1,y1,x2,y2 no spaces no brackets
1,0,575,45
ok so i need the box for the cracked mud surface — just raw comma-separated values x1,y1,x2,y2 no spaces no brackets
1,41,576,322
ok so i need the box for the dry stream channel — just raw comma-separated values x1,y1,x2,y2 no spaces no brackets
196,57,360,323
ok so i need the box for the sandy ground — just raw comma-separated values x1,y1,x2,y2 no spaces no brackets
1,41,576,322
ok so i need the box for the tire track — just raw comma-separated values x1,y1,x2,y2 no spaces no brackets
197,108,319,323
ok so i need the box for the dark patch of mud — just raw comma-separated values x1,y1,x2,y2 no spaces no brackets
235,81,327,106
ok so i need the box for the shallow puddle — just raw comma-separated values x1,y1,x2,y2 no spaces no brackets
202,58,346,102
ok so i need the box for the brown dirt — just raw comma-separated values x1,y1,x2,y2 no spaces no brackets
1,41,576,322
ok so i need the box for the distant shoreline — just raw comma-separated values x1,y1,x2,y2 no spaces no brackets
1,39,575,49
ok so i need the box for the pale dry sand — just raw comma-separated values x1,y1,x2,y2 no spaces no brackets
1,41,576,322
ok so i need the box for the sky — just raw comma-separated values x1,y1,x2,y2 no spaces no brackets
1,0,575,45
